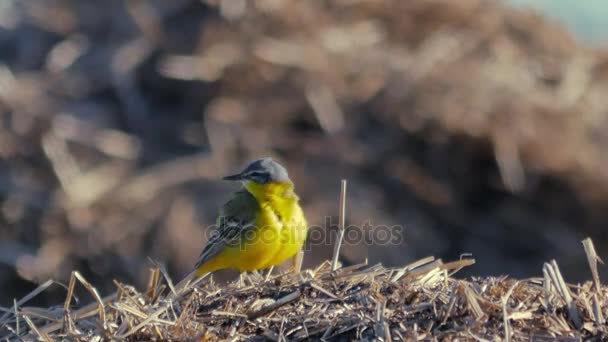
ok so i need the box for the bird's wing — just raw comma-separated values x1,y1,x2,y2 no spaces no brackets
194,190,259,269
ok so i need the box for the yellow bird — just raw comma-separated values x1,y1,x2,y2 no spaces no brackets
193,158,307,275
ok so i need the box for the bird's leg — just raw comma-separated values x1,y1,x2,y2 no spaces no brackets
289,256,296,273
238,272,245,287
264,266,274,281
289,250,304,274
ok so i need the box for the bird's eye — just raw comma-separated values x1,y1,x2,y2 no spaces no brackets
248,171,270,183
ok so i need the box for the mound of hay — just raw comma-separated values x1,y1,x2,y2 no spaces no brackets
1,239,605,340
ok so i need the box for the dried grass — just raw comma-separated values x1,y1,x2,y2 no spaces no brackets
1,239,606,340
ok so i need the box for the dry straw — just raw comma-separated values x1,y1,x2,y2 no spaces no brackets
0,241,606,340
0,184,606,340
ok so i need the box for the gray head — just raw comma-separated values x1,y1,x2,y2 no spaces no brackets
223,157,290,184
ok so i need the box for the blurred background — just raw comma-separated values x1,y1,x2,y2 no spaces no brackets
1,0,608,306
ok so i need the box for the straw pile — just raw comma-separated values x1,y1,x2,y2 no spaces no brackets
1,238,605,340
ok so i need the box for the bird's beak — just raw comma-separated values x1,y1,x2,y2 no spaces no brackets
222,173,244,181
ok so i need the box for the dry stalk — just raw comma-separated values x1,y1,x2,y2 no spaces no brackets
331,179,348,271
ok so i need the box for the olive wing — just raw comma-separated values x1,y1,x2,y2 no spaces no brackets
194,190,259,269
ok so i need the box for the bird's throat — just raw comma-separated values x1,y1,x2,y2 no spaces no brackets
244,180,295,202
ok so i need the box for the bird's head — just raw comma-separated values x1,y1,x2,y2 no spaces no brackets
223,158,292,193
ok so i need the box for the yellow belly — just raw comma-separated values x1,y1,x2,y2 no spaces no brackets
261,204,307,268
196,200,307,273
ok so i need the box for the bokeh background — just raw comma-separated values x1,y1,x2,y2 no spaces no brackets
2,0,608,306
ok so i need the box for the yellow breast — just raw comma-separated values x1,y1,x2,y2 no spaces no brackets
258,197,307,268
247,181,308,269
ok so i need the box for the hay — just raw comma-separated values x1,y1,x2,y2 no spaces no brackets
1,239,606,340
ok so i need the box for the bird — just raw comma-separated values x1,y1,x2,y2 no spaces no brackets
193,157,308,276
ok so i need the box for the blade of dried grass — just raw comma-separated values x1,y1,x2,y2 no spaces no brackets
145,267,161,301
318,260,368,280
0,279,54,328
543,260,582,329
508,310,533,320
418,267,444,287
62,271,77,334
310,282,340,300
463,284,485,321
119,305,172,339
113,280,146,312
174,270,210,297
20,307,62,321
374,300,389,341
247,290,301,320
152,261,176,296
323,322,361,341
443,258,476,274
37,293,117,335
73,271,108,333
331,179,347,271
174,293,196,329
592,294,605,325
400,259,443,281
501,281,519,342
321,322,334,340
13,299,19,336
582,238,603,295
23,315,52,342
441,289,458,325
391,256,436,282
